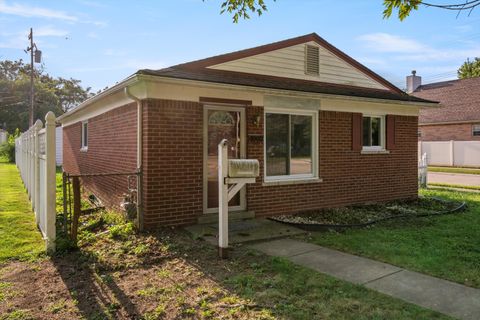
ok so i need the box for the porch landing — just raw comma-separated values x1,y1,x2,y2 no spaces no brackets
185,218,306,244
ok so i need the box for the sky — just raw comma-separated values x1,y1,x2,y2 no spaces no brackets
0,0,479,92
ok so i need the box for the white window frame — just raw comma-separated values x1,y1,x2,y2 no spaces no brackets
264,108,318,183
362,114,385,152
472,124,480,137
81,120,88,151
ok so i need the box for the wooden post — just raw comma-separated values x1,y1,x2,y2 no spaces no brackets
218,139,229,259
71,176,81,244
44,111,56,252
62,172,68,235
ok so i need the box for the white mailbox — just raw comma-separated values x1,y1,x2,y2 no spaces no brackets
228,159,259,178
218,139,259,259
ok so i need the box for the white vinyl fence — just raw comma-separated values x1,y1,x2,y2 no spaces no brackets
15,112,56,252
419,140,480,167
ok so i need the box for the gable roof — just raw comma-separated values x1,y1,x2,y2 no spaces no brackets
140,33,436,104
139,67,432,103
169,33,403,94
413,77,480,124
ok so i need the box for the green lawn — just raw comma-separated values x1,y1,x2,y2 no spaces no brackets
309,189,480,288
429,166,480,175
0,161,44,262
0,160,453,318
429,183,480,191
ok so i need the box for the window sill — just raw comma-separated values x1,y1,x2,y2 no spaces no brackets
80,147,88,152
361,149,389,154
262,177,323,186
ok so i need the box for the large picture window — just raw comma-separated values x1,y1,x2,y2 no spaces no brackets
265,110,317,180
362,115,384,150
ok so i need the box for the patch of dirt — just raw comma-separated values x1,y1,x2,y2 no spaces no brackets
0,222,274,319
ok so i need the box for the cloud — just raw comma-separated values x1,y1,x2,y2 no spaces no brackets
357,33,428,53
87,32,99,39
77,0,107,8
455,25,473,33
83,20,107,27
0,37,24,49
103,49,127,57
68,59,166,73
0,0,78,21
34,26,69,37
357,32,480,62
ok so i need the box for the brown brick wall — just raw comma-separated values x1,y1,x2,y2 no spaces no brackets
247,109,418,217
63,103,138,209
419,123,480,141
142,99,203,228
63,98,419,228
141,99,418,227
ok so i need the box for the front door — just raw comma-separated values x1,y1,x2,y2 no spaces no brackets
204,105,246,213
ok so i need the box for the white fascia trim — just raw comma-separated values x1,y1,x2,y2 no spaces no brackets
57,74,140,123
137,74,439,108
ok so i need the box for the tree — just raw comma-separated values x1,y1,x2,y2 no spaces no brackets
0,59,92,133
212,0,480,22
383,0,480,20
215,0,271,22
458,58,480,79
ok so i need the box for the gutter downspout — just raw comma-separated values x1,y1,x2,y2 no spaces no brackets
125,87,144,231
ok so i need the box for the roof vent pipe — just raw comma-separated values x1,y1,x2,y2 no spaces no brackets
406,70,422,93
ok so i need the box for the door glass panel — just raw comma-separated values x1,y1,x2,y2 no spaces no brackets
207,110,241,209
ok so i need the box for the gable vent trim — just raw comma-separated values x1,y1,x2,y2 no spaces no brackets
305,44,320,76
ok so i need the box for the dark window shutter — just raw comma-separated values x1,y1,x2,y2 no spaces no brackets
386,115,396,150
352,113,363,151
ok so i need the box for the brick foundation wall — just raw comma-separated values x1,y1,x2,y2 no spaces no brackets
419,123,480,141
63,103,138,209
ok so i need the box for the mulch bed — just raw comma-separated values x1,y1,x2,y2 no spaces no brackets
270,197,462,228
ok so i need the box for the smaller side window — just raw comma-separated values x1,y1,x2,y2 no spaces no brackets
418,129,422,138
473,124,480,137
362,115,385,150
81,121,88,150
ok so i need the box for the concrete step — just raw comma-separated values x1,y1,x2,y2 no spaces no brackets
197,210,255,224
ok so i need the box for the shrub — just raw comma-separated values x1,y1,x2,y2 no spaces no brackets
0,129,20,163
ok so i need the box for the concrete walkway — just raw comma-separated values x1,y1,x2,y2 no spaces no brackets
429,172,480,187
252,239,480,320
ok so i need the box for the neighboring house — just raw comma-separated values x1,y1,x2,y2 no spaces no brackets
0,129,7,144
58,33,437,229
408,73,480,141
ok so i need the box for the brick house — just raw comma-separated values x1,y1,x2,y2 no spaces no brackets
407,73,480,141
58,33,437,229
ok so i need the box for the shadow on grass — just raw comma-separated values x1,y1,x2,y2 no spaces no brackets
52,250,141,319
48,223,452,320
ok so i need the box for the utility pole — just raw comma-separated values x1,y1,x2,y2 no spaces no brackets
25,28,41,127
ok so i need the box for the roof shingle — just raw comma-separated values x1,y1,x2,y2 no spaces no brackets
140,67,434,103
413,77,480,124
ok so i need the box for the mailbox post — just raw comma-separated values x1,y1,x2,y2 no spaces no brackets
218,139,259,259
